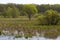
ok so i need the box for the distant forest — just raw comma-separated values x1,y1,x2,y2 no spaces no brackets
0,4,60,18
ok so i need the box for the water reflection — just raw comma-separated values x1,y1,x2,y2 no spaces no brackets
0,35,60,40
0,30,60,40
56,36,60,40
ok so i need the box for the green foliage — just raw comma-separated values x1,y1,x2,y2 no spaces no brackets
5,7,12,18
11,6,20,18
3,6,20,18
3,8,7,18
24,34,32,39
37,14,47,25
36,4,60,13
37,9,60,25
15,34,22,38
23,4,38,20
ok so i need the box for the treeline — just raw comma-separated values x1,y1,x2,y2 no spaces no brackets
0,4,38,19
36,4,60,13
0,3,60,25
0,4,60,18
0,3,60,17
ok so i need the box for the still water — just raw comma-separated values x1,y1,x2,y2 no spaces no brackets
0,35,60,40
1,30,60,40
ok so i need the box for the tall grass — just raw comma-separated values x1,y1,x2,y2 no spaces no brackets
0,16,60,38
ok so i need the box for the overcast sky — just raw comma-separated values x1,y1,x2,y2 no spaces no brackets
0,0,60,4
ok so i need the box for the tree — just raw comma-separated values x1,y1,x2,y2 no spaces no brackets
2,8,7,18
38,9,60,25
5,7,12,18
3,6,20,18
23,4,38,20
11,6,20,18
3,7,14,18
45,9,60,25
36,4,51,13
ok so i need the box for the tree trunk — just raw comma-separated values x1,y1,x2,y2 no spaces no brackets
28,15,31,21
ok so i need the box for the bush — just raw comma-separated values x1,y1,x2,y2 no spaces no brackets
37,9,60,25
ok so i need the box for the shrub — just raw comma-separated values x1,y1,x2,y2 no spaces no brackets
37,9,60,25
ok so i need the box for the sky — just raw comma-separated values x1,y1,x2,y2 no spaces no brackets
0,0,60,4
